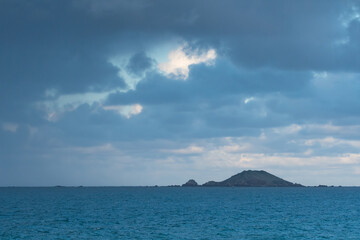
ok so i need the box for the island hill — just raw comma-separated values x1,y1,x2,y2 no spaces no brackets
182,170,303,187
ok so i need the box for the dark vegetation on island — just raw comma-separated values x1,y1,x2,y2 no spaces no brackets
182,170,304,187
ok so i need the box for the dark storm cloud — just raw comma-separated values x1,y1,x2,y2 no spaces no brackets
0,0,356,112
0,0,126,124
75,0,358,71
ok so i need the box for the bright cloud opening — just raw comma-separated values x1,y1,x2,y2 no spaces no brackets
158,46,216,80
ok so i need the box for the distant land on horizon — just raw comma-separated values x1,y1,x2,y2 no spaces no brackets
2,170,350,187
182,170,304,187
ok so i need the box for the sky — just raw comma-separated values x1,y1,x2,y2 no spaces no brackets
1,0,360,186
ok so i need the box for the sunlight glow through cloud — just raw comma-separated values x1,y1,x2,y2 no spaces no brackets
158,46,216,80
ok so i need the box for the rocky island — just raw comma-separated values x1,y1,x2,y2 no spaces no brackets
182,179,198,187
183,170,303,187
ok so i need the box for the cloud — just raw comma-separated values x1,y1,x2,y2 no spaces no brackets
164,145,204,154
108,51,157,90
126,51,154,75
304,137,360,149
2,122,18,133
37,88,124,122
103,104,143,118
2,0,360,186
244,97,255,104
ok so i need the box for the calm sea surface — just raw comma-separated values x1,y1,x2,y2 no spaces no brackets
1,187,360,239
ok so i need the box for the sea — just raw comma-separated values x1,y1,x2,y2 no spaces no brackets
1,187,360,239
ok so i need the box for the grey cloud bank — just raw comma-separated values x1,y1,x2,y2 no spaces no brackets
1,0,360,186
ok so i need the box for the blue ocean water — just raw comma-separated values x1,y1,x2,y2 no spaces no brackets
1,187,360,239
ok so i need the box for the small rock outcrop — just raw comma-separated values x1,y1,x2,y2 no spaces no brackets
182,179,198,187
